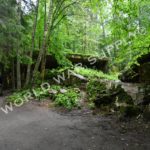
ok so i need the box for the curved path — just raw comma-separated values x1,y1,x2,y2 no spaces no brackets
0,96,150,150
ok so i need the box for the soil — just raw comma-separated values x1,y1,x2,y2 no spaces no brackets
0,94,150,150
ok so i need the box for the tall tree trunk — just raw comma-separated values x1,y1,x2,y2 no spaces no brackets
32,0,47,84
12,58,15,90
25,0,40,87
16,0,22,90
32,0,53,83
41,0,53,81
16,47,21,89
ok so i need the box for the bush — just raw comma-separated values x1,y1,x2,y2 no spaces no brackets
7,90,30,104
7,86,51,104
7,85,80,110
54,89,80,110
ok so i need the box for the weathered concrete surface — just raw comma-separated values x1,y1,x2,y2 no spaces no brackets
0,98,150,150
119,53,150,83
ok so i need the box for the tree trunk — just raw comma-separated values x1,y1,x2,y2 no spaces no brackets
16,0,22,90
41,0,53,81
25,0,40,87
12,59,15,90
32,0,53,83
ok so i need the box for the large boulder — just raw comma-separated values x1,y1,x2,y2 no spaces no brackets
121,83,150,106
119,106,142,118
118,64,139,83
139,62,150,83
86,79,149,118
67,54,109,73
138,85,150,105
87,79,133,108
143,106,150,121
119,53,150,84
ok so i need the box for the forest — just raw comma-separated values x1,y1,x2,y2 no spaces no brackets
0,0,150,149
0,0,149,89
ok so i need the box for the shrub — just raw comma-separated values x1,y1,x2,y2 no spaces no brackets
50,85,62,91
7,90,30,104
54,89,80,110
7,85,80,110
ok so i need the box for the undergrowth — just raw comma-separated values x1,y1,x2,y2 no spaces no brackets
54,88,80,110
7,85,80,110
74,67,118,80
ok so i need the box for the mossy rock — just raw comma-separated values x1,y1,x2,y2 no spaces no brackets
143,106,150,121
116,85,134,105
67,53,109,72
144,85,150,104
119,106,141,118
109,84,134,106
94,93,114,107
137,53,150,64
87,79,114,107
118,66,139,83
87,80,134,108
87,79,107,98
139,62,150,83
119,53,150,84
137,85,150,105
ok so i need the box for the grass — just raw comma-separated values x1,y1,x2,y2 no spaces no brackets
74,67,118,80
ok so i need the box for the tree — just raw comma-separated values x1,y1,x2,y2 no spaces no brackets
25,0,40,87
32,0,77,83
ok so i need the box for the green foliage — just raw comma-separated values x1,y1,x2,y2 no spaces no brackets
1,0,150,90
7,85,80,110
50,85,62,91
32,88,50,100
0,0,23,67
7,90,30,104
21,55,33,65
88,102,95,109
50,50,72,67
74,67,118,80
45,67,71,79
54,89,80,110
33,71,42,85
86,79,106,101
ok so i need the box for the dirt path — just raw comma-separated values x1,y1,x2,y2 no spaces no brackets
0,96,150,150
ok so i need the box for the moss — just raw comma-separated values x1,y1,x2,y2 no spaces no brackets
87,79,118,107
143,106,150,121
119,106,141,118
118,67,139,83
74,67,118,80
119,53,150,83
87,79,107,101
94,94,114,107
138,85,150,105
67,52,107,60
140,62,150,83
116,85,134,105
